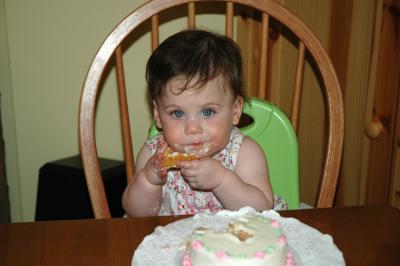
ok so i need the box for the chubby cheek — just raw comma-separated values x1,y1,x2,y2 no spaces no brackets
161,124,185,149
206,124,231,151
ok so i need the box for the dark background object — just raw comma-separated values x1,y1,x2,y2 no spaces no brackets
0,95,11,223
35,155,126,221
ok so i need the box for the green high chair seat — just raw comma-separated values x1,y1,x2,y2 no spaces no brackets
148,97,300,209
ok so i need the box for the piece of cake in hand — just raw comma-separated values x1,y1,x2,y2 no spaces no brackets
162,147,198,169
182,215,294,266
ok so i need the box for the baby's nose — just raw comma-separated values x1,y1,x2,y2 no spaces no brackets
184,120,203,135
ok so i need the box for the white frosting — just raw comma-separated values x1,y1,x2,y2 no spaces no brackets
185,215,288,266
183,143,211,155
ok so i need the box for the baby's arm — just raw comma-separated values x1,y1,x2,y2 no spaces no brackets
212,137,274,211
122,144,165,217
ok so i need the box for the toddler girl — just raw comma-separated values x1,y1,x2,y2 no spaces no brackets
122,29,275,216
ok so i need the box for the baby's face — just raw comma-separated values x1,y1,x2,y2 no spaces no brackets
153,74,243,158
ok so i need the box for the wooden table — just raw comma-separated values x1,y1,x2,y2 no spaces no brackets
0,205,399,266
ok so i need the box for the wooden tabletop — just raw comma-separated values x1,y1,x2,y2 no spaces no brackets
0,205,399,266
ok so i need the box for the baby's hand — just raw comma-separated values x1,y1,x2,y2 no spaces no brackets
145,136,168,185
178,158,227,190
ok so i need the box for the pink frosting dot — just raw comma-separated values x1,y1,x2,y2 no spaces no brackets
191,240,202,250
271,220,280,227
216,251,228,259
182,258,192,266
252,251,266,259
285,252,295,266
279,235,287,243
182,253,192,266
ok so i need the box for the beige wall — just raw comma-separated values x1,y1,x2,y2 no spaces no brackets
1,0,225,222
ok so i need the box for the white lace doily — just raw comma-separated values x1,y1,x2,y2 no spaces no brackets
132,207,345,266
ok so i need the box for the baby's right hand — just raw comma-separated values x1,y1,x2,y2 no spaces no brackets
145,135,168,185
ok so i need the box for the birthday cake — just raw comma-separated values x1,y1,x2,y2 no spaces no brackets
182,215,294,266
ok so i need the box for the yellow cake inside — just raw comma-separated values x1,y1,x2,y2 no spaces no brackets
162,147,198,169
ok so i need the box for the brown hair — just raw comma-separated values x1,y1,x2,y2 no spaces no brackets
146,29,245,100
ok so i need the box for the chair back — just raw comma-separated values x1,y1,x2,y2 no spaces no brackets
79,0,344,218
242,98,299,209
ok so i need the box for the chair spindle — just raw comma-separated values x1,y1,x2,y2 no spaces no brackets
291,41,306,133
151,15,159,51
188,2,196,29
115,46,135,183
226,2,234,38
257,12,269,99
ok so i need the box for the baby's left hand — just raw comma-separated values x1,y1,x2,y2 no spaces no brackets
178,158,227,190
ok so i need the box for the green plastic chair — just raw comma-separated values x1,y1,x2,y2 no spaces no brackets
148,97,300,209
241,97,299,209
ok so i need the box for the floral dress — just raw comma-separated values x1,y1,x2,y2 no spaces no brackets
146,127,287,215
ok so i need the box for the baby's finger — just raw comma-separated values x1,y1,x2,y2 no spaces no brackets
180,167,198,179
177,160,198,169
155,135,168,153
154,137,168,166
183,174,193,182
158,135,168,148
155,152,164,162
158,168,168,180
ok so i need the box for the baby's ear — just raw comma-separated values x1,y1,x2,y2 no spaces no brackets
153,100,163,129
232,96,243,125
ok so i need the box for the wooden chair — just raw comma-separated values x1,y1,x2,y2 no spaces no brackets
79,0,344,218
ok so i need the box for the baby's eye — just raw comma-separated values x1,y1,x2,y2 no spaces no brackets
171,110,184,118
201,108,215,117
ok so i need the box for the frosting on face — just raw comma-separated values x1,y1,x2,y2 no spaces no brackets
173,142,211,157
